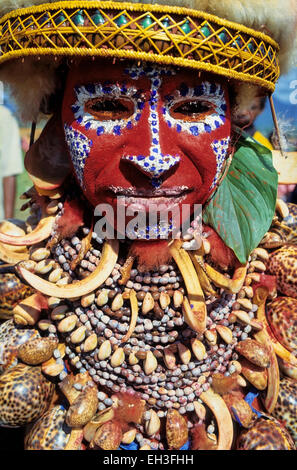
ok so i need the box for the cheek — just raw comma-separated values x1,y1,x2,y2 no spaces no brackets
64,125,127,204
63,110,155,205
63,124,93,189
182,120,231,180
158,115,231,188
159,80,231,192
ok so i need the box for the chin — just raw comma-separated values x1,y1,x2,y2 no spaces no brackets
94,190,204,240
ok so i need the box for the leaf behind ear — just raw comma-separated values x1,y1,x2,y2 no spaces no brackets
203,136,278,264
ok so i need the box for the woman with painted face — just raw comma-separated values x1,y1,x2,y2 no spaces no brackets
0,0,297,452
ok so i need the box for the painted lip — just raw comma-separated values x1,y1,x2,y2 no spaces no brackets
104,186,193,211
106,185,192,197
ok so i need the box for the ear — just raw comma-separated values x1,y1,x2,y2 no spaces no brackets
25,113,71,191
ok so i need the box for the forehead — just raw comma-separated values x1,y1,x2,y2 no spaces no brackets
65,60,228,92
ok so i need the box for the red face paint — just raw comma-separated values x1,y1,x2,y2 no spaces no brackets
62,60,231,235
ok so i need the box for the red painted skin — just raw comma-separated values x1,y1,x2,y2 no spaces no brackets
62,60,231,232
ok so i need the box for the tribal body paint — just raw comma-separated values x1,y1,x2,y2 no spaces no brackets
62,60,231,237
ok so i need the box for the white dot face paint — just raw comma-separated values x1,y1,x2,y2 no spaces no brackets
210,137,231,190
70,83,143,136
120,65,180,188
163,81,227,137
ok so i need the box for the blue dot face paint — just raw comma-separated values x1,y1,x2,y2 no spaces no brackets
210,138,231,190
64,124,92,189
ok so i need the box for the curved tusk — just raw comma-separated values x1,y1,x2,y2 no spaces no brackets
253,288,280,413
169,240,206,334
118,255,135,285
254,327,280,413
16,240,119,299
121,289,138,343
190,253,218,297
70,228,93,271
0,243,29,264
200,388,233,450
0,220,27,253
182,297,207,335
204,263,248,294
0,216,55,246
278,358,297,380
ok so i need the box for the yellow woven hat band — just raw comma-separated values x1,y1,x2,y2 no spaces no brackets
0,1,280,92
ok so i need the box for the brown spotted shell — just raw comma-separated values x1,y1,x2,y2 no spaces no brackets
0,319,40,374
0,273,34,320
284,203,297,230
272,377,297,446
235,339,270,368
240,358,268,391
18,337,58,365
25,405,71,450
166,409,188,449
266,297,297,352
236,416,295,450
223,393,255,429
0,364,54,427
92,420,123,450
66,384,98,428
267,245,297,298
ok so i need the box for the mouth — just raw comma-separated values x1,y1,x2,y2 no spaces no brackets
105,186,193,211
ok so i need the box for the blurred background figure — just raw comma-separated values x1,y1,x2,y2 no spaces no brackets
255,67,297,203
233,93,274,149
0,103,23,220
233,67,297,203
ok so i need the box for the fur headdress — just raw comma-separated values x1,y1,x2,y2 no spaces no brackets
0,0,296,121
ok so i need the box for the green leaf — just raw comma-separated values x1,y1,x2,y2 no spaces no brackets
203,135,278,264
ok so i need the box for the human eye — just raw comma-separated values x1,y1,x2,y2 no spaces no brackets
85,96,135,120
170,99,214,121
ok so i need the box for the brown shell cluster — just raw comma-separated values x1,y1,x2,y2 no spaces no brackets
0,273,34,320
66,384,98,428
91,420,123,450
235,339,270,368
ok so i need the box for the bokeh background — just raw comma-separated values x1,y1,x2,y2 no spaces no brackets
255,68,297,150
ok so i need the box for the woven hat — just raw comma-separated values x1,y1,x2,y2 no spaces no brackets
0,0,296,121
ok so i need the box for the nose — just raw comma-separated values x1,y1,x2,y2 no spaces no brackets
122,153,180,188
